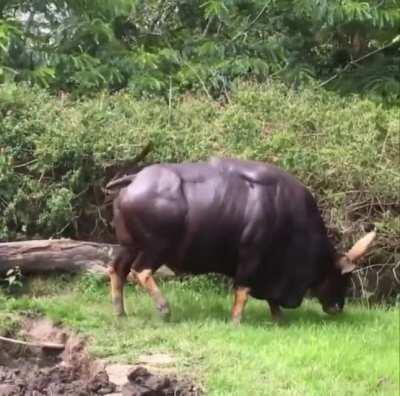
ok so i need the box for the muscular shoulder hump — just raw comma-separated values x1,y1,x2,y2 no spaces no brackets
208,156,302,188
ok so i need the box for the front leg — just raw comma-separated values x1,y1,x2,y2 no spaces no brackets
231,287,250,325
134,269,170,318
108,266,126,317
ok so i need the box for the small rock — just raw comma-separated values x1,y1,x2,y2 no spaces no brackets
89,370,116,394
127,366,152,382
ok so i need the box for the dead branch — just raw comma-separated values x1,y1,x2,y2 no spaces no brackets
0,335,65,351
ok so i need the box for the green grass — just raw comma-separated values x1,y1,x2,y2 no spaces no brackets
1,275,399,395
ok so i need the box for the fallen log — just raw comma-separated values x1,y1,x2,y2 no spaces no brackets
0,239,175,278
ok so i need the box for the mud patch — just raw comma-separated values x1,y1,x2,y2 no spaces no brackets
122,366,200,395
0,318,201,395
0,364,114,395
0,318,115,395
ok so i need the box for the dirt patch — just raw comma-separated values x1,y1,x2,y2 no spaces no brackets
122,366,200,396
21,317,68,345
0,364,114,395
0,318,201,395
0,318,115,395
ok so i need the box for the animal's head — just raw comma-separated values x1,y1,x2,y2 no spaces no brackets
313,231,376,315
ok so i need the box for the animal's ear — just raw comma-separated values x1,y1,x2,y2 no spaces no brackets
346,231,376,262
335,256,356,275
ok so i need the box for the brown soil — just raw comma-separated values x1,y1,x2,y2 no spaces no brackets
0,318,201,396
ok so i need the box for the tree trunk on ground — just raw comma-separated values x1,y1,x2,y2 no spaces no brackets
0,239,175,278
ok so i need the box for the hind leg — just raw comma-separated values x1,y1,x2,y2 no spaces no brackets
108,246,138,316
133,268,170,318
131,250,170,318
231,286,250,325
232,247,260,324
267,300,282,322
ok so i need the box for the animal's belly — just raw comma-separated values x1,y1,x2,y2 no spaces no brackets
173,236,239,277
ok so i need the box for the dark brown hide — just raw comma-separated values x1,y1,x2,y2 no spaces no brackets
109,157,373,317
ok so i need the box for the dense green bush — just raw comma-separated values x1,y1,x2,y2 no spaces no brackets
0,81,398,298
0,1,399,101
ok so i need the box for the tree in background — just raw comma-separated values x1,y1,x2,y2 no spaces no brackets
0,0,399,100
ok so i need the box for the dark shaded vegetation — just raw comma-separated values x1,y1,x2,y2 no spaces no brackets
0,1,399,101
1,81,398,301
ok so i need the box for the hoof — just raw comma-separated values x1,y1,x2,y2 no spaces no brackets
113,307,126,317
232,316,242,326
157,303,171,321
112,298,126,317
271,315,284,325
115,310,127,317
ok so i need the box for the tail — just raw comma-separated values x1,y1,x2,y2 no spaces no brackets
106,174,137,190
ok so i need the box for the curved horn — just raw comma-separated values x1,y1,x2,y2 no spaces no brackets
346,231,376,262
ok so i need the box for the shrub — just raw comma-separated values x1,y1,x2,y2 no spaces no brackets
0,81,398,300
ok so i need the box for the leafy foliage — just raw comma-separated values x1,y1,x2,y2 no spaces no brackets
0,82,398,300
0,1,398,100
1,266,23,294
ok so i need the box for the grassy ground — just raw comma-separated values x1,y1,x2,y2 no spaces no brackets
1,275,399,395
